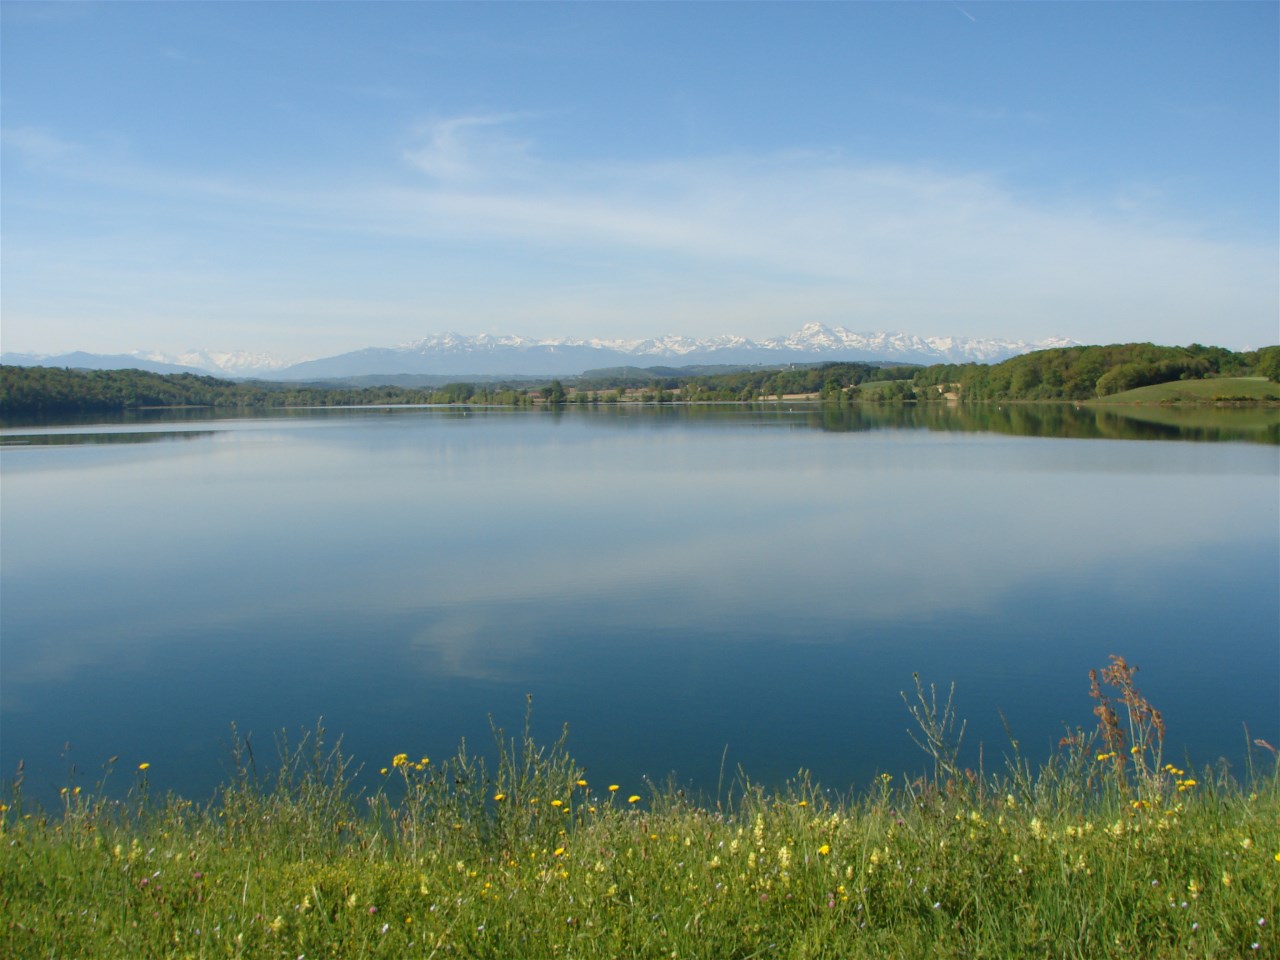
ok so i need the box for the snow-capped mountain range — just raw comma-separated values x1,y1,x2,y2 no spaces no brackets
3,324,1080,380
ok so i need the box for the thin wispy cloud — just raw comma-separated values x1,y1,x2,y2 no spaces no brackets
403,114,539,183
370,121,1274,337
2,127,82,164
3,2,1274,354
3,113,1275,352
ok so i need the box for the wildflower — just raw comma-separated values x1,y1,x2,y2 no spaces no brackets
493,792,506,802
380,768,388,775
628,795,640,804
554,847,565,857
268,915,284,934
138,762,151,771
392,753,409,768
576,779,588,787
420,756,430,765
608,785,619,792
818,844,830,856
798,800,808,807
551,799,563,808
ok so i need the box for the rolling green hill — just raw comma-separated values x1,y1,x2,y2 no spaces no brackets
1091,376,1280,404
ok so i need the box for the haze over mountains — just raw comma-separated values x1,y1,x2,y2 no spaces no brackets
3,324,1079,380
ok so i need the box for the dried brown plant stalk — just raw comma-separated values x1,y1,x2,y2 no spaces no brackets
1089,654,1166,796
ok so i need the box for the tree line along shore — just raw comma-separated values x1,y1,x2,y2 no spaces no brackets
2,342,1278,414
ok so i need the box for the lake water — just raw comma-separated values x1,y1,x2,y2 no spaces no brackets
2,404,1277,806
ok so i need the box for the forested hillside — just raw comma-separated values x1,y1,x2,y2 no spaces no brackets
0,366,534,414
2,343,1277,414
913,343,1279,401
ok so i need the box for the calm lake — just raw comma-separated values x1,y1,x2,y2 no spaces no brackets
2,404,1277,806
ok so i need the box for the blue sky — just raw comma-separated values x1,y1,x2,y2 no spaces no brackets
2,1,1276,359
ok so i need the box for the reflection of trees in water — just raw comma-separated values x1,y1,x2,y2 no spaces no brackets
0,430,217,447
805,403,1277,444
4,401,1275,445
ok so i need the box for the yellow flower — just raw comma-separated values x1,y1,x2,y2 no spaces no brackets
493,792,506,802
138,762,150,771
553,847,565,857
576,779,588,787
392,753,409,768
608,785,619,792
380,767,388,775
818,844,831,856
798,800,808,807
628,795,641,804
1273,851,1280,863
551,799,563,808
420,756,430,765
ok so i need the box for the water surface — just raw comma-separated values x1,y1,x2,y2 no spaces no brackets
2,405,1276,804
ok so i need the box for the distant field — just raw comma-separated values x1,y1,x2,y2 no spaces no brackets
1093,376,1280,404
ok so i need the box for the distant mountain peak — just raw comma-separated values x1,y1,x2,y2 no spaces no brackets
2,326,1081,381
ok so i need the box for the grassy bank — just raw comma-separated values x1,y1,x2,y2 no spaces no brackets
3,664,1278,959
1091,376,1280,404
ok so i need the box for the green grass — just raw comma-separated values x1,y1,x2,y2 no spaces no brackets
1092,376,1280,404
3,674,1278,959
